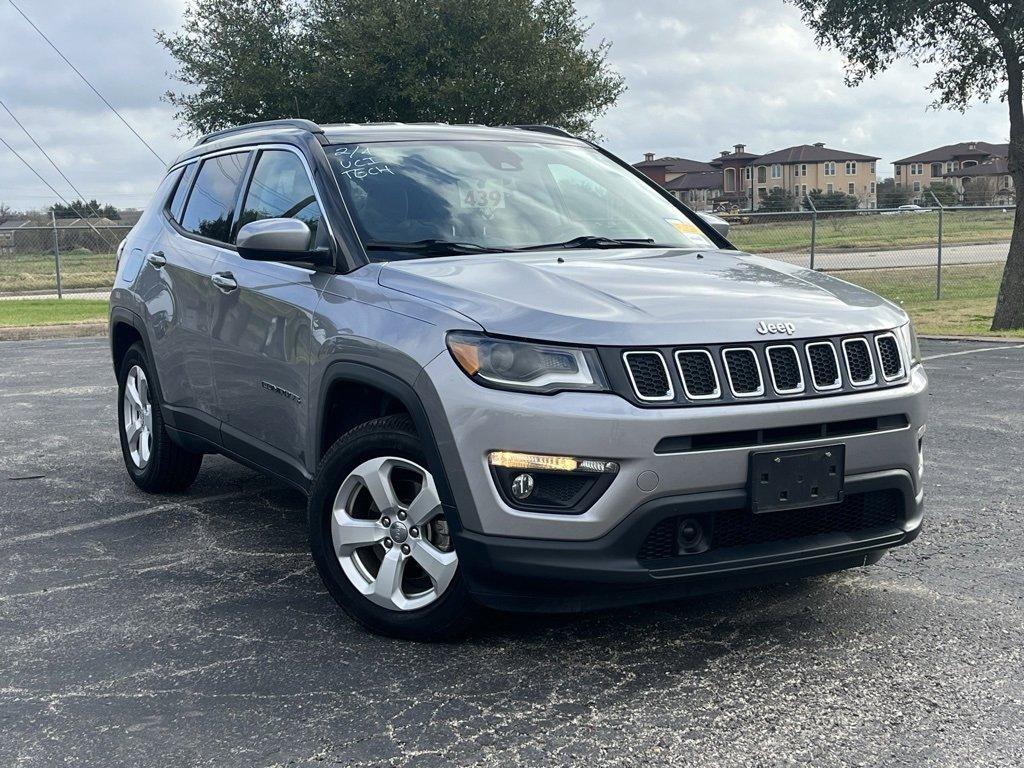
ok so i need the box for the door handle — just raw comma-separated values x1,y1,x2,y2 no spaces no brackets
211,272,238,292
146,251,166,268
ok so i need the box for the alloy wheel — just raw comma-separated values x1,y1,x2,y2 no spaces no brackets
123,365,153,469
331,456,457,611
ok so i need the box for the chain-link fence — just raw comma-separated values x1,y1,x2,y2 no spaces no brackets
724,205,1012,306
0,222,129,299
0,209,1014,311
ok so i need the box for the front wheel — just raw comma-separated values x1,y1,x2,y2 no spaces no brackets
308,415,477,640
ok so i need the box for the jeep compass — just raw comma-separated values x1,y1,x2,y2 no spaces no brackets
109,120,926,639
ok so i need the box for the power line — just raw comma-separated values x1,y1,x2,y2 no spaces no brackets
0,97,105,219
7,0,167,166
0,133,119,246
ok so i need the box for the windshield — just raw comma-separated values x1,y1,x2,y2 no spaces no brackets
327,140,718,259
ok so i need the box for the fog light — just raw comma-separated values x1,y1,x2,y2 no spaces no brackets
488,451,619,514
488,451,619,474
511,473,534,500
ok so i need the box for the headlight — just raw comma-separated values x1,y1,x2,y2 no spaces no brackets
446,331,608,393
897,320,922,367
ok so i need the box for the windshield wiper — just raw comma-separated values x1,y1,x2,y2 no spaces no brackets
364,239,507,256
514,235,669,252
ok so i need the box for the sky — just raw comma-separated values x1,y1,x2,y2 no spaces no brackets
0,0,1011,212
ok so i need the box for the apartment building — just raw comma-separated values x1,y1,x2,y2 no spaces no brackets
893,142,1010,202
639,142,879,210
742,143,879,209
635,154,723,210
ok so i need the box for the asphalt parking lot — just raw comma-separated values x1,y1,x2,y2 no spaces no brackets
1,337,1022,767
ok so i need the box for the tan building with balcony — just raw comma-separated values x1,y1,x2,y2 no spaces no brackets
739,143,879,209
638,142,879,210
893,141,1009,201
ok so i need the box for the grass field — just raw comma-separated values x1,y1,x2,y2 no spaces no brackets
830,262,1022,337
0,251,116,293
728,209,1014,253
0,299,108,327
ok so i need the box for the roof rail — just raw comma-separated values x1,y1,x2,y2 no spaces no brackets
513,124,577,139
195,119,326,147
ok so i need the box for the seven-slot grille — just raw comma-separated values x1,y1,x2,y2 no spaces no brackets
675,350,721,399
618,330,907,405
623,351,673,401
722,348,763,397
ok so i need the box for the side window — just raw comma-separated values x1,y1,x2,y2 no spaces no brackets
180,152,250,243
167,163,197,221
236,150,321,245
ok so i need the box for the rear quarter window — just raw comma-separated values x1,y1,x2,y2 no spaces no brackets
167,163,197,222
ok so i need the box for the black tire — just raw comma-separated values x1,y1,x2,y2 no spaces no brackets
308,415,478,640
117,342,202,493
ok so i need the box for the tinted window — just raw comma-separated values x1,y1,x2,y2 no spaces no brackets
180,152,250,243
236,150,321,244
167,163,197,221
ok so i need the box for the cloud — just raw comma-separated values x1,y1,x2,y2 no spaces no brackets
578,0,1009,171
0,0,1011,211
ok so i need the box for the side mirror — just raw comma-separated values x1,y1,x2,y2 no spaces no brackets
697,211,730,239
236,218,330,265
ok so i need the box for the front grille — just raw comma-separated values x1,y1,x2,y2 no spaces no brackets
875,334,904,380
637,490,902,563
722,348,763,396
843,338,875,385
676,350,720,399
806,342,841,389
614,330,908,406
623,352,672,400
766,345,804,393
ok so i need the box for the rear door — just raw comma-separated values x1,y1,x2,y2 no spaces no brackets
207,147,327,483
146,151,252,425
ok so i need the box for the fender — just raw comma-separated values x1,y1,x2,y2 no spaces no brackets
316,361,465,533
109,305,166,404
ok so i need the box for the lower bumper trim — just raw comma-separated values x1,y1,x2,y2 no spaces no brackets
453,469,922,613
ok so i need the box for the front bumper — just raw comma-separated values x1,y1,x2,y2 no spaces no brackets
418,352,928,541
454,470,923,612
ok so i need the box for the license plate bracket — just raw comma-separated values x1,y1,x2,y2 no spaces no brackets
749,445,845,514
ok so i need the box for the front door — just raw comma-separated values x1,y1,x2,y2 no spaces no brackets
207,148,327,483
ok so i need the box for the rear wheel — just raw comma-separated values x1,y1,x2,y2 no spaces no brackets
308,415,476,640
117,342,202,493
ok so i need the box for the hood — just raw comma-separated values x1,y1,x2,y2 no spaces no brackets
378,248,907,346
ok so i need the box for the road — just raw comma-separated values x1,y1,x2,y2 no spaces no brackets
1,337,1023,767
765,240,1009,271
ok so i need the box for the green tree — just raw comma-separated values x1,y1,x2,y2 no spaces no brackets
789,0,1024,329
876,178,911,209
760,187,797,212
51,199,121,220
0,202,10,225
158,0,625,139
805,188,859,211
927,182,959,206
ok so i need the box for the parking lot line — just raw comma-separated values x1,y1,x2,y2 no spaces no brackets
0,489,262,547
923,343,1024,361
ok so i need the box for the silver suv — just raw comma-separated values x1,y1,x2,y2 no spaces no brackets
110,120,926,639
